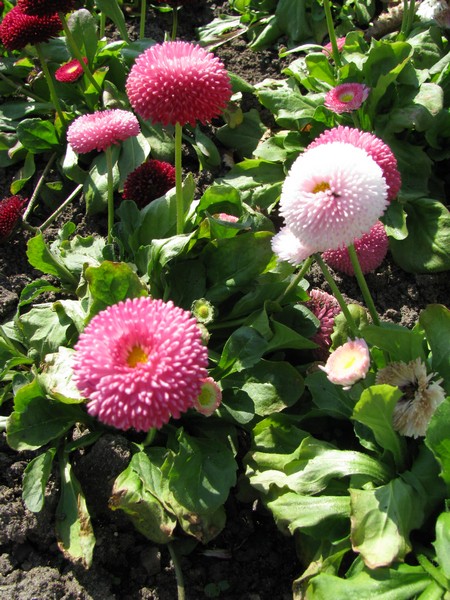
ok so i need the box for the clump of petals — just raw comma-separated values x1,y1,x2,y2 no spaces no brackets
418,0,450,28
55,57,88,83
324,83,369,114
308,126,401,201
305,289,341,360
272,142,388,264
322,221,389,275
0,5,62,51
194,377,222,416
122,159,175,208
376,358,446,438
17,0,75,16
319,338,370,388
322,37,346,55
72,297,209,431
0,195,27,241
67,109,140,153
126,41,232,127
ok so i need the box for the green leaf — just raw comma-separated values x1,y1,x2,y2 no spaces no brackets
17,118,59,153
95,0,129,42
7,380,85,450
434,512,450,579
10,151,35,194
389,198,450,273
56,457,95,567
110,448,177,545
361,322,426,362
419,304,450,393
222,158,284,210
216,109,267,159
426,397,450,488
22,448,56,512
350,478,425,568
26,234,78,288
117,133,150,188
38,347,85,404
275,0,312,44
217,326,268,376
84,148,120,215
352,385,407,469
306,370,356,419
67,9,98,65
164,430,236,514
382,200,408,240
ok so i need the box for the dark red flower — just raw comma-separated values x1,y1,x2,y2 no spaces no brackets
55,57,88,83
122,159,176,208
0,195,27,241
0,5,62,51
17,0,75,17
304,289,341,360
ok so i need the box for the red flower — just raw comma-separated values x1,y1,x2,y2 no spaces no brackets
322,221,389,276
122,159,176,208
126,41,232,127
55,57,88,83
17,0,75,16
0,5,62,51
0,195,27,241
304,289,341,360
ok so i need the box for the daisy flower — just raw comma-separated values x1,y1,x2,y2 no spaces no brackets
126,41,232,127
319,338,370,389
322,36,346,56
0,195,27,241
194,377,222,416
305,289,341,359
72,297,209,431
324,83,370,114
55,57,88,83
122,159,176,208
0,5,62,51
67,109,140,154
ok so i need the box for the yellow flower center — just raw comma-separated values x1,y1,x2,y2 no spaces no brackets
342,356,356,369
340,93,354,103
127,345,148,368
312,181,331,193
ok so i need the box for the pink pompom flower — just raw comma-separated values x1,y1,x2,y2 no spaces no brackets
0,5,62,51
308,126,401,201
322,221,389,276
0,195,27,241
72,297,209,432
126,41,232,127
17,0,75,16
319,338,370,389
67,109,140,154
324,83,370,114
194,377,222,416
305,289,341,360
271,141,388,265
55,57,88,83
122,159,176,208
322,37,346,56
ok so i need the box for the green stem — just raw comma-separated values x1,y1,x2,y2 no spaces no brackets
22,152,57,223
171,6,179,41
314,253,358,337
140,0,147,39
399,0,416,40
59,12,102,94
347,244,380,326
35,44,68,129
99,11,106,39
105,146,115,244
276,256,314,303
174,122,184,235
39,184,83,232
416,551,449,591
323,0,341,68
168,543,186,600
0,71,47,102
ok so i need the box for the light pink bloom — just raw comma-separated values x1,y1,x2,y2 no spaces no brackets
67,109,140,153
322,221,389,276
319,338,370,388
308,126,401,201
194,377,222,416
72,297,208,431
215,213,239,223
322,37,346,56
305,289,341,360
126,41,232,127
272,142,388,264
324,83,369,114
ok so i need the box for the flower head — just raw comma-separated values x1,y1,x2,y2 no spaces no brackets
17,0,75,16
324,83,370,114
319,338,370,388
305,289,341,360
417,0,450,28
126,41,232,127
322,37,346,56
0,195,27,241
214,213,239,223
55,57,88,83
67,109,140,154
194,377,222,416
376,358,446,438
308,126,401,201
322,221,389,276
0,5,62,51
122,159,175,208
72,297,209,431
272,142,388,264
191,298,216,325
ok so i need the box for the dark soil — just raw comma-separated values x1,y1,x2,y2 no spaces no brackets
1,2,449,599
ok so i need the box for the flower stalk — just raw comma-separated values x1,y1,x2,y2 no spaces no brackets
105,145,114,245
168,543,186,600
347,243,381,326
175,122,184,235
34,44,68,129
323,0,341,68
140,0,147,39
22,152,57,223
